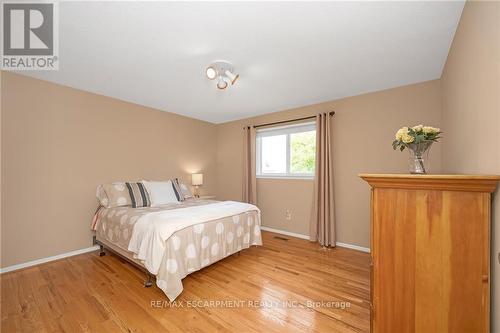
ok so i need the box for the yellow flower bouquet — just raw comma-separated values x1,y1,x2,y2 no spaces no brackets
392,125,442,174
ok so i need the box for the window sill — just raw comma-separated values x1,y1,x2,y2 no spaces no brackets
257,175,314,180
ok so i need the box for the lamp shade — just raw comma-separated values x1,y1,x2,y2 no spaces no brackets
192,173,203,186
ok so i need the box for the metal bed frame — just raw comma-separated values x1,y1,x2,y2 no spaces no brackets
95,238,241,289
95,239,154,287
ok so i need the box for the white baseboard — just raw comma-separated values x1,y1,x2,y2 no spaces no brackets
260,226,310,240
335,242,371,253
0,245,100,274
260,226,371,253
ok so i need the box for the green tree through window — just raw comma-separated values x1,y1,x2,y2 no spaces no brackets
290,131,316,174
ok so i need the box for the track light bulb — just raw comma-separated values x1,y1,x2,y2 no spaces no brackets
224,70,239,85
206,66,217,80
217,77,228,90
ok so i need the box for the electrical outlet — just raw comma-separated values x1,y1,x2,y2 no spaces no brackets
285,209,292,221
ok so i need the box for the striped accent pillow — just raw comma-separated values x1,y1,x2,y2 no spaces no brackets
171,178,185,202
125,182,151,208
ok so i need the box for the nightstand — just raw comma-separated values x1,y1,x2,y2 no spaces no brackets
198,195,216,200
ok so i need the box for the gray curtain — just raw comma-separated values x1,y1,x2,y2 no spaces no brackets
242,126,257,204
310,113,336,246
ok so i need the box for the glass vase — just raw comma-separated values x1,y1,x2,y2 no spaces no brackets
408,141,432,174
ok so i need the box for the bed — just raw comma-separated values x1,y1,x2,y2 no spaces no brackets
93,198,262,301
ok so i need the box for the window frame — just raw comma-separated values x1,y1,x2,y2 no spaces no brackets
256,121,316,179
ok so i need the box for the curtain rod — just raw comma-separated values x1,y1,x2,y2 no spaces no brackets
246,111,335,129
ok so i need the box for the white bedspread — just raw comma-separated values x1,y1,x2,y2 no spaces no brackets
128,201,259,274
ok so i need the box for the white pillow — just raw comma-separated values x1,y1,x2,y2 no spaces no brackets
142,180,179,207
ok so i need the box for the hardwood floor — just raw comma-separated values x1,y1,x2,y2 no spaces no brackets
0,231,370,332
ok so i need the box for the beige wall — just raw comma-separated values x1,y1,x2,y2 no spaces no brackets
0,71,3,267
440,1,500,331
1,72,217,268
216,80,443,247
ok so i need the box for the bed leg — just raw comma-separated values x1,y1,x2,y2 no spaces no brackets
99,244,105,257
144,273,153,288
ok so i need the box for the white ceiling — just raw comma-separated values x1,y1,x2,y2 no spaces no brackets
20,1,464,124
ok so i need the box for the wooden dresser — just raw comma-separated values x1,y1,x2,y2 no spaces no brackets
360,174,500,333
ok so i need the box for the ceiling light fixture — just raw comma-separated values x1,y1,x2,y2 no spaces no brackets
205,61,239,90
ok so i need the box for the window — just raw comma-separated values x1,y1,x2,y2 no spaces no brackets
256,122,316,178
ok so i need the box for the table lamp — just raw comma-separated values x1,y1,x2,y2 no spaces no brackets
191,173,203,198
